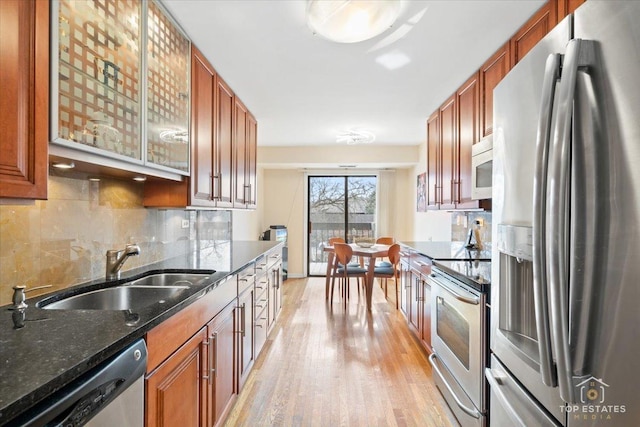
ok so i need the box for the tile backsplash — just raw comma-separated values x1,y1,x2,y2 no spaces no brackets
451,211,492,247
0,173,231,306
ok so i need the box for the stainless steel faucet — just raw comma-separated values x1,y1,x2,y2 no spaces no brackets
106,244,141,280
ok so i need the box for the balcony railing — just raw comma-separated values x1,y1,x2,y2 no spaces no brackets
309,222,374,275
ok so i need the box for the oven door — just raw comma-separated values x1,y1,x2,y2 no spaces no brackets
430,271,485,413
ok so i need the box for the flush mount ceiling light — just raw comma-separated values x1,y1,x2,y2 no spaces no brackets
307,0,402,43
336,130,376,145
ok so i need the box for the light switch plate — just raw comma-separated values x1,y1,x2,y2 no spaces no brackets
181,219,189,229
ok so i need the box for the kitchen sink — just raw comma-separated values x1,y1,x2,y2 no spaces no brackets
38,272,212,311
127,273,211,287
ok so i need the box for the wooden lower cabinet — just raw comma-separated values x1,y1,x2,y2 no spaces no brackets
146,328,208,427
420,275,433,353
399,249,412,317
237,285,255,391
207,303,236,427
268,261,282,328
399,248,433,354
408,270,421,332
144,247,284,426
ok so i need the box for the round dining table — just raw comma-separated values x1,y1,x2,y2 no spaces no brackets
323,243,391,311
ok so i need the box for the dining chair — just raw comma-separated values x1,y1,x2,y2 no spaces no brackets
326,237,359,300
332,243,368,306
373,236,395,275
376,237,394,245
373,243,401,308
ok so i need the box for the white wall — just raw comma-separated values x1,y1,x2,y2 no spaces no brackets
403,136,453,241
261,169,306,277
248,140,456,276
232,167,264,241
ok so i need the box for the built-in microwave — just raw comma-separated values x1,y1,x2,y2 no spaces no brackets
471,136,493,200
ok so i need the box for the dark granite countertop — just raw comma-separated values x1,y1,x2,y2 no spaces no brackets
399,241,492,261
0,240,282,424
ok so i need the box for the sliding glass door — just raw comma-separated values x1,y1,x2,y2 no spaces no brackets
308,175,376,276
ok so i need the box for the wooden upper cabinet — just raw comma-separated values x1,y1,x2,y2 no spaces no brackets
143,47,260,210
215,77,235,208
426,111,440,209
510,1,558,66
557,0,586,20
479,42,511,139
456,72,480,208
439,95,456,210
191,47,215,206
233,98,248,208
0,0,49,199
246,113,258,209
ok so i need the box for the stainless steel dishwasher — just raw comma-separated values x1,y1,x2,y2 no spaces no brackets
10,338,147,427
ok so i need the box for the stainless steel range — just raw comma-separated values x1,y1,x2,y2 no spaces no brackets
428,259,491,427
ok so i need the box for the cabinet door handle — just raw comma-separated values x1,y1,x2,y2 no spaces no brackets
243,184,250,203
241,303,246,338
202,338,212,384
211,332,218,378
209,173,214,200
236,304,245,337
212,174,220,200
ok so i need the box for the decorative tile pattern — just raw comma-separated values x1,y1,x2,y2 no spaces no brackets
57,0,141,157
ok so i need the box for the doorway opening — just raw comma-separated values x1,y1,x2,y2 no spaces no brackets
307,175,377,276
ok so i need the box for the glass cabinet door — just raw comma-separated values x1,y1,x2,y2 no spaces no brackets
56,0,142,160
145,0,190,173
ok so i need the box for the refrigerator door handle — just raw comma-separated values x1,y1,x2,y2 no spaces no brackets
548,38,596,404
532,53,561,388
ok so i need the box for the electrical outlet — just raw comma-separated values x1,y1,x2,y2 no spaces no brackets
181,219,189,229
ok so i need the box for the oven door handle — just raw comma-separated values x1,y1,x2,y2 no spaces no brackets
429,354,481,419
430,274,479,305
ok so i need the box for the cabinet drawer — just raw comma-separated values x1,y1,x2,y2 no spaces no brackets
254,274,269,302
238,264,256,294
411,254,432,275
254,289,268,319
254,306,269,355
145,274,236,372
255,256,269,274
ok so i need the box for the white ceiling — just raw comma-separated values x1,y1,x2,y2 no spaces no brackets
163,0,546,147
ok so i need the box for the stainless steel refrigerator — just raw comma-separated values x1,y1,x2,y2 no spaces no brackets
489,1,640,426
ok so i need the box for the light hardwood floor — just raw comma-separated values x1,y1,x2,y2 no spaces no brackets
224,277,457,427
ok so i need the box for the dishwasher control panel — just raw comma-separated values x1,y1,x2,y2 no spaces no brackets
64,379,123,426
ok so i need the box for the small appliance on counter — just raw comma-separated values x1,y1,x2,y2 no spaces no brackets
261,225,288,280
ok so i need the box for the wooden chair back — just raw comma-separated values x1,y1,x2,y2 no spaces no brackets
328,237,345,246
333,243,353,267
376,237,394,245
387,244,401,266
